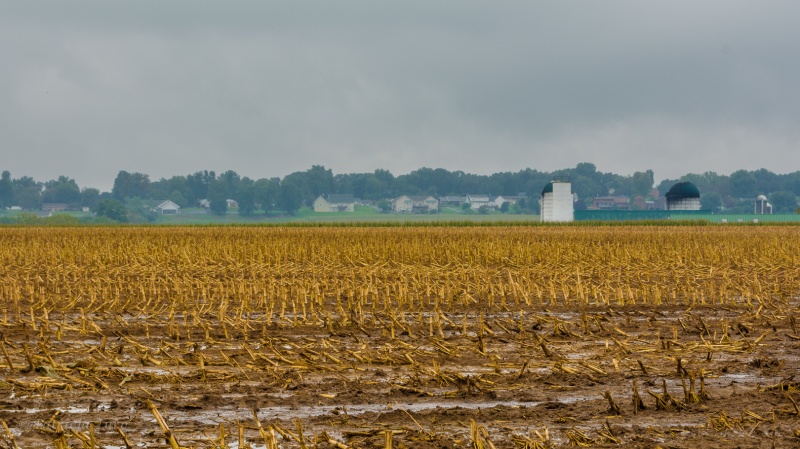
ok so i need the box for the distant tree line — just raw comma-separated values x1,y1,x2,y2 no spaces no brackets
657,169,800,213
0,171,101,212
1,164,799,222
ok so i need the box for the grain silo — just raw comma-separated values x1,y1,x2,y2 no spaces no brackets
754,195,772,214
540,181,574,222
665,181,701,211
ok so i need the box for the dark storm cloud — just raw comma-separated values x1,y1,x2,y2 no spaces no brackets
1,1,799,190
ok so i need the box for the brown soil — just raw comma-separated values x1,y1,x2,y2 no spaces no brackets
2,303,800,448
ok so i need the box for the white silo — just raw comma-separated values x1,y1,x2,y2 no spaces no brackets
540,181,574,222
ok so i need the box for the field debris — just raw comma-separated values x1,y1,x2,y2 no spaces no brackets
1,226,799,447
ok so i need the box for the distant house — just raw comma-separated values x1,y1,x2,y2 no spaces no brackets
591,196,631,210
198,199,237,209
42,203,69,212
156,200,181,215
439,196,467,207
393,195,439,213
492,194,527,208
393,195,414,213
314,194,356,212
466,194,492,210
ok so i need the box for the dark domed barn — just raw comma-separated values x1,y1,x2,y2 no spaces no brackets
665,181,701,211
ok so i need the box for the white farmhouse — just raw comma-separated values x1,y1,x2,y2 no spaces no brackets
314,194,356,212
393,195,439,213
156,200,181,215
492,194,526,208
466,194,492,210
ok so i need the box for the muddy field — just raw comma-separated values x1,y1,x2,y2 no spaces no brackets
2,302,800,448
1,226,799,448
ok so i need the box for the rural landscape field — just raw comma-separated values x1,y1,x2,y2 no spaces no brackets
1,225,799,448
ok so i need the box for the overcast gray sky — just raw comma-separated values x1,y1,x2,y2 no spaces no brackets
2,1,799,191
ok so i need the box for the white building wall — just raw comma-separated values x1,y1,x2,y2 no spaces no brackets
541,182,574,222
420,197,439,212
667,198,700,211
540,193,552,222
393,195,413,213
313,197,331,212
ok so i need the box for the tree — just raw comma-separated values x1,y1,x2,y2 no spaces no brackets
377,199,392,212
656,179,679,197
571,175,602,203
42,176,81,204
730,170,757,198
122,197,157,223
279,179,304,215
112,171,150,201
207,179,229,216
236,177,256,216
168,191,188,208
254,178,280,213
16,186,41,210
373,169,395,197
700,192,723,213
630,170,655,197
149,176,191,204
769,191,798,213
786,171,800,196
362,175,385,200
218,170,241,200
753,168,781,195
399,168,440,195
80,188,101,209
681,171,730,198
186,170,216,205
13,176,38,189
305,165,334,198
16,187,41,210
574,162,597,178
0,171,13,209
95,199,128,222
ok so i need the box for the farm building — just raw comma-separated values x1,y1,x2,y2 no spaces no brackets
393,195,439,213
466,194,492,210
665,182,701,211
41,203,69,212
156,200,181,215
439,196,467,207
540,181,574,222
314,194,356,212
591,196,631,210
754,195,773,214
492,194,527,208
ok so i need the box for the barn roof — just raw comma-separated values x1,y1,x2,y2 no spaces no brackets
665,182,700,200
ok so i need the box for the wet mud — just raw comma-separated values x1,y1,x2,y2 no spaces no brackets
2,302,800,448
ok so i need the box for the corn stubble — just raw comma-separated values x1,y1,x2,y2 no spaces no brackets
0,225,798,447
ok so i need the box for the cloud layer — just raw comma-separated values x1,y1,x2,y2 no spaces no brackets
2,1,799,190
